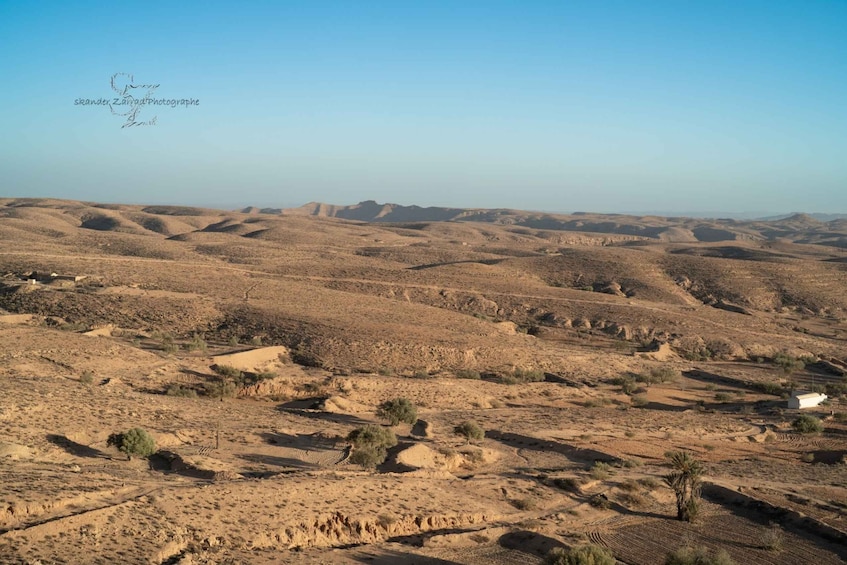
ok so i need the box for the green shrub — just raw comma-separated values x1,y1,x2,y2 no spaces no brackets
377,398,418,426
108,428,156,458
454,420,485,442
792,414,823,434
665,546,736,565
349,446,388,468
347,424,397,450
455,369,481,380
543,545,614,565
714,393,732,403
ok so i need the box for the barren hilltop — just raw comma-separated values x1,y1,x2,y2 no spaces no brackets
1,197,846,564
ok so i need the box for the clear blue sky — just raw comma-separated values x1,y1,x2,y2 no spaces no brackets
1,0,845,215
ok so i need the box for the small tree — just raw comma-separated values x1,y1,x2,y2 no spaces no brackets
108,428,156,458
544,544,615,565
664,451,703,522
792,414,823,434
377,398,417,426
347,425,397,468
454,421,485,443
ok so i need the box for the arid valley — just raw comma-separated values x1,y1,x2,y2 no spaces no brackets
1,198,846,564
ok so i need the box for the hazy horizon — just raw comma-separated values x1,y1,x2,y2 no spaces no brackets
2,1,845,215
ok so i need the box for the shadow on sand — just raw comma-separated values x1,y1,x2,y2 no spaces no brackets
45,434,110,459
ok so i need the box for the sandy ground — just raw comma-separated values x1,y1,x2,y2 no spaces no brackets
1,200,846,563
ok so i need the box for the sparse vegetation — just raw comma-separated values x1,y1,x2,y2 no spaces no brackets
186,333,207,352
543,545,615,565
630,394,648,408
376,398,417,426
754,381,784,396
760,524,784,551
166,384,198,398
204,379,237,399
553,477,581,492
665,546,736,565
773,351,805,374
455,369,481,380
107,428,156,458
792,414,823,434
79,371,94,385
589,461,612,480
213,364,243,379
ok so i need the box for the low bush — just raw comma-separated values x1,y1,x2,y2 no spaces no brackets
455,369,481,380
760,525,784,551
166,384,198,398
665,546,736,565
589,494,611,509
792,414,823,434
212,365,243,379
589,461,612,480
80,371,94,385
774,352,804,374
454,420,485,442
553,477,581,492
108,428,156,458
611,375,637,395
649,366,680,383
510,497,536,510
204,379,237,399
630,394,649,408
754,381,784,396
349,446,387,468
543,545,615,565
185,333,207,352
348,424,397,449
508,368,545,383
377,398,417,426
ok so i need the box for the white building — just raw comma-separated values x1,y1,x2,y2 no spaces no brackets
788,392,827,410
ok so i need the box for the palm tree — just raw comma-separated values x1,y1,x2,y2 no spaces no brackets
664,451,703,521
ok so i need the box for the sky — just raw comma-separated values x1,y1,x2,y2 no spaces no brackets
1,0,845,215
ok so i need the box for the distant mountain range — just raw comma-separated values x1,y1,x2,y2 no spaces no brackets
239,201,847,246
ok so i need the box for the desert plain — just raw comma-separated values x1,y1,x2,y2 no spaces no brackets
0,198,846,564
